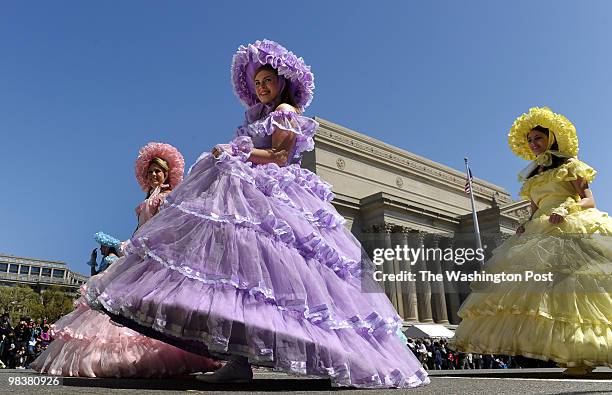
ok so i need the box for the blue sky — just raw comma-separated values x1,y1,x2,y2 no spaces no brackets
1,1,611,274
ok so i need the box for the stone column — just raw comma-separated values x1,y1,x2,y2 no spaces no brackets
362,224,384,293
382,223,401,312
369,223,396,307
413,231,433,323
441,237,461,324
391,225,406,317
398,228,418,321
429,235,449,324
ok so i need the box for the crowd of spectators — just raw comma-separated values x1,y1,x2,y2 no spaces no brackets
407,337,556,370
0,314,53,369
0,314,562,371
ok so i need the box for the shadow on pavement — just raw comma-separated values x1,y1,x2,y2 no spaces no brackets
63,376,336,391
429,369,612,380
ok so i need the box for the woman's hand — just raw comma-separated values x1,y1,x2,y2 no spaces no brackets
211,144,232,159
90,248,97,263
271,149,289,166
515,225,525,236
549,213,565,224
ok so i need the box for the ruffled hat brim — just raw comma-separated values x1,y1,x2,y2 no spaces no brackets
94,231,121,249
231,39,315,111
135,142,185,191
508,107,579,160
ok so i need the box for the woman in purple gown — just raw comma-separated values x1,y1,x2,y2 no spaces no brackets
86,40,429,388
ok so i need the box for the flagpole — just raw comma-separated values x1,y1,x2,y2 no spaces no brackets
464,157,484,266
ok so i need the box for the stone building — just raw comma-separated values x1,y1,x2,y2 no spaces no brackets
0,254,88,296
303,118,530,327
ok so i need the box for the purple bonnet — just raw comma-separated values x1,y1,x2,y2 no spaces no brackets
231,39,315,111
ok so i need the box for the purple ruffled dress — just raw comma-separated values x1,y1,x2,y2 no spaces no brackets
86,110,429,388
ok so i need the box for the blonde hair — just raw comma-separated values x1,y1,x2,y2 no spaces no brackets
150,157,169,172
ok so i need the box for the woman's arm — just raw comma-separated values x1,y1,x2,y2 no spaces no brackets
248,104,298,167
570,177,596,209
549,177,595,224
516,200,538,235
135,189,172,232
529,200,538,218
248,147,290,166
88,248,98,276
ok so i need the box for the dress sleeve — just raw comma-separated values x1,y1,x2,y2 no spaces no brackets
551,158,596,183
98,255,118,272
519,159,596,201
237,111,318,159
137,189,171,226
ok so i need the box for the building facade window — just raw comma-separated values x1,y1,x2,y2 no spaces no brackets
52,269,65,278
0,255,88,295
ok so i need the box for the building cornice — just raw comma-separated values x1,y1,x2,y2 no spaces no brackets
314,117,513,204
0,254,68,269
360,192,461,225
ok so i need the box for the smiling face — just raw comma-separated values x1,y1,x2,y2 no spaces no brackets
527,129,549,156
254,68,280,105
147,161,168,189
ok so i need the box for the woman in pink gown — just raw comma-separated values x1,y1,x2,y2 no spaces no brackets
32,142,221,377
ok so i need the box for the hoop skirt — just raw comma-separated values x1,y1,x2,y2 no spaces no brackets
452,159,612,367
85,111,429,388
31,280,220,377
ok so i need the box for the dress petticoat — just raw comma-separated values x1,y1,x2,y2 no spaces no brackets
31,284,220,377
451,159,612,368
31,193,220,377
85,111,429,388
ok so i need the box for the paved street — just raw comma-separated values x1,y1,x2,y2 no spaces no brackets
3,368,612,394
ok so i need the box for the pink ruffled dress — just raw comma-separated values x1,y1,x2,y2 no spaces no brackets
31,192,220,377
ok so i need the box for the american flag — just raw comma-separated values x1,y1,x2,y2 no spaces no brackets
464,168,473,195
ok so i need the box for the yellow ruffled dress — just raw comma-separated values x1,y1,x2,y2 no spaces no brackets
452,159,612,367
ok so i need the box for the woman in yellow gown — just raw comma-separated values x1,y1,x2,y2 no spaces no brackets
451,107,612,375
